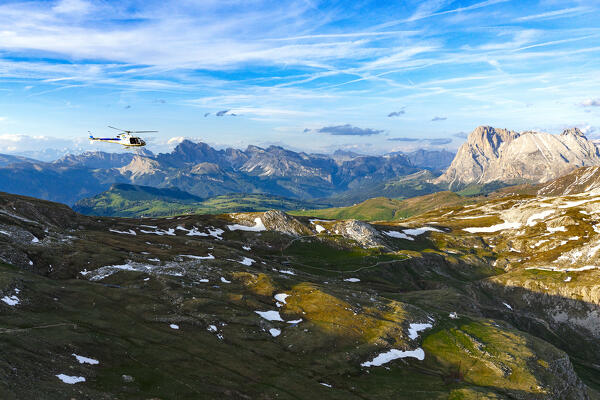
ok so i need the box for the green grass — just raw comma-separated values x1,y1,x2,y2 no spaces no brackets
73,184,327,217
293,192,474,222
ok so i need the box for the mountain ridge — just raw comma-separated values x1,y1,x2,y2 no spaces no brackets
436,125,600,188
0,140,454,206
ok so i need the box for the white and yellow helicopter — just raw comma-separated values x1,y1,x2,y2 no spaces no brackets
89,126,157,147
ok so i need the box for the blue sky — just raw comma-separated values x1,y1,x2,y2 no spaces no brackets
0,0,599,158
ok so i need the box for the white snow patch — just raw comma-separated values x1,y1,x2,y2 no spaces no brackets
320,382,332,388
255,310,284,322
315,224,326,233
403,227,443,236
31,236,39,243
527,265,599,272
361,348,425,367
503,302,513,310
286,319,303,324
109,228,136,235
269,328,281,337
463,222,522,233
274,293,289,304
169,324,179,330
383,231,413,240
1,295,19,306
547,226,567,233
564,276,572,282
344,278,360,282
180,254,215,260
278,269,296,275
198,279,209,283
238,257,255,266
449,312,458,319
531,239,549,248
242,245,251,251
559,199,592,208
56,374,85,384
526,210,555,226
207,325,218,332
140,228,175,236
408,323,432,340
220,277,231,283
227,218,266,232
72,354,99,365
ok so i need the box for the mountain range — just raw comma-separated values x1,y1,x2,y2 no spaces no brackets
0,142,454,206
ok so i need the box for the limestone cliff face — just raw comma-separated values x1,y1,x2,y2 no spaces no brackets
436,126,600,187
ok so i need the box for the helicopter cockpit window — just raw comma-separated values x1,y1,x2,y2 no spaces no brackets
130,138,139,145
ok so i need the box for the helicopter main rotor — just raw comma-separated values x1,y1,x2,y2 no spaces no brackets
108,126,158,135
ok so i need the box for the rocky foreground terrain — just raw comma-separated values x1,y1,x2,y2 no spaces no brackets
2,169,600,398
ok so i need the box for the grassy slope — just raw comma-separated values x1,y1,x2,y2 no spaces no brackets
293,192,475,222
74,185,326,217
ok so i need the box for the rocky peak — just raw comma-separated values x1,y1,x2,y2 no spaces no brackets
118,155,161,178
561,127,586,138
436,125,600,187
155,140,224,167
467,125,520,157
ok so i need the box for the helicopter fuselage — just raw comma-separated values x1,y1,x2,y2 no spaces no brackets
89,134,146,147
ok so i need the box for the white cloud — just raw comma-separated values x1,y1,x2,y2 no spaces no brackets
514,7,587,22
53,0,92,15
167,136,186,145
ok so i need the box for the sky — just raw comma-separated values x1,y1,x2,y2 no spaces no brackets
0,0,599,159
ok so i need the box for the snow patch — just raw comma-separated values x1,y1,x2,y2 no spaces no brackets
238,257,255,266
269,328,281,337
278,269,296,275
403,227,443,236
180,254,214,260
408,323,432,340
1,295,20,306
169,324,179,330
344,278,360,282
72,354,99,365
255,310,284,322
227,218,266,232
56,374,85,384
383,231,413,240
463,222,522,233
274,293,289,304
361,348,425,367
109,228,136,235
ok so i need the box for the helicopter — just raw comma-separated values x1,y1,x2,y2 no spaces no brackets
89,126,157,147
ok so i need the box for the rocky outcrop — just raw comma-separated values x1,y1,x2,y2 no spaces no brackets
331,219,384,248
260,210,313,236
538,166,600,196
436,126,600,187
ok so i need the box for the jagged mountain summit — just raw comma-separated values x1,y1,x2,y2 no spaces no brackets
436,126,600,188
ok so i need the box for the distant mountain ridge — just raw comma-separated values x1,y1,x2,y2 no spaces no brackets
436,126,600,187
0,141,453,205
